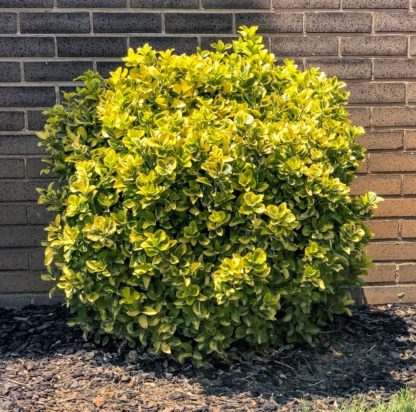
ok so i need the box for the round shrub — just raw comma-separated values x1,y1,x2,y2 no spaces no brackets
38,27,380,363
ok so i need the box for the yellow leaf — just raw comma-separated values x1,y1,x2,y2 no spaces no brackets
172,98,186,108
143,307,157,316
44,247,53,266
138,315,148,329
161,343,171,354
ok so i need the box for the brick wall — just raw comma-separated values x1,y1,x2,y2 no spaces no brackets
0,0,416,306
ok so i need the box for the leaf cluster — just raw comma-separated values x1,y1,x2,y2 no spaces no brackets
38,26,380,364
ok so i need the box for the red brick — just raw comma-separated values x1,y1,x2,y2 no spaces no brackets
306,12,372,33
341,36,407,57
398,263,416,283
375,13,416,32
407,83,416,103
401,220,416,238
350,175,401,195
374,59,416,79
372,107,416,127
271,36,338,57
366,219,399,239
371,153,416,172
357,156,368,173
347,82,405,104
408,37,416,56
305,58,371,80
375,199,416,217
348,107,371,127
236,13,303,34
0,249,29,270
0,272,51,294
367,241,416,260
343,0,408,8
404,130,416,150
402,175,416,194
364,263,396,283
361,285,416,304
359,131,403,150
273,0,340,7
0,293,63,308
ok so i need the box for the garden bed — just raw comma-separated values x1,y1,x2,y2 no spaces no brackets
0,304,415,411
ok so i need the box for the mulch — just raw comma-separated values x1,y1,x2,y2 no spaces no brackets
0,304,415,412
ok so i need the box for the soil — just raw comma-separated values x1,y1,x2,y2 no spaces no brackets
0,304,415,412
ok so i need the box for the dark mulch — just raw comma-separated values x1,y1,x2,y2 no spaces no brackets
0,304,415,411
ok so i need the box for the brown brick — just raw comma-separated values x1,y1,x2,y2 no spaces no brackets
0,135,44,155
341,36,407,56
0,272,51,294
0,226,45,247
26,158,52,179
0,13,16,34
350,175,401,195
165,13,232,34
29,248,45,271
366,219,399,239
347,82,405,104
93,13,161,34
27,204,55,225
343,0,408,8
0,181,47,202
21,12,90,34
305,58,371,79
407,83,416,103
273,0,340,7
401,220,416,238
0,293,62,308
375,13,416,32
364,263,396,283
236,13,303,34
361,285,416,304
0,204,27,224
371,153,416,172
306,12,371,33
403,175,416,194
271,36,338,57
374,59,416,79
398,263,416,283
203,0,267,8
357,157,368,173
375,199,416,217
0,158,25,178
404,130,416,150
58,0,125,6
0,249,29,270
348,107,371,127
367,241,416,260
372,107,416,127
58,37,127,57
359,131,403,150
409,37,416,56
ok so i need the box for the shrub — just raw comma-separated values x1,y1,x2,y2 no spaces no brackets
38,26,380,364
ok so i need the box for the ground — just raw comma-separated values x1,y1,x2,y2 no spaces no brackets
0,304,415,412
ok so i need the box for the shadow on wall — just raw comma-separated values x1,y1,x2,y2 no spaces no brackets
0,304,414,409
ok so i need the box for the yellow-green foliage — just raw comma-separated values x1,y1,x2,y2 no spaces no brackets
38,27,380,364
